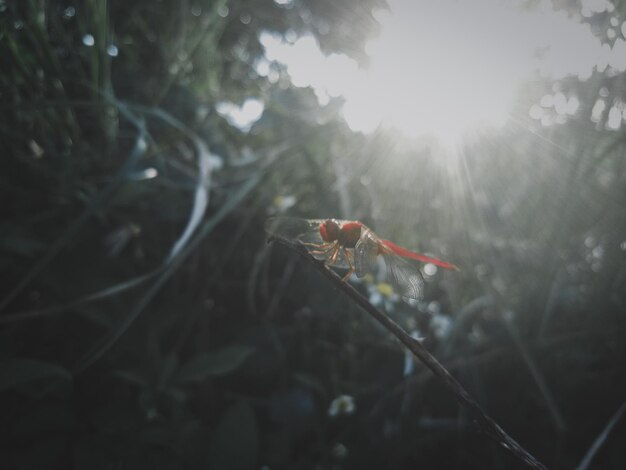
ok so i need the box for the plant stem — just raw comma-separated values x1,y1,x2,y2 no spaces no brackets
268,234,549,470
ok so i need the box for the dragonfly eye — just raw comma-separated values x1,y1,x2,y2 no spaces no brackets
320,219,340,242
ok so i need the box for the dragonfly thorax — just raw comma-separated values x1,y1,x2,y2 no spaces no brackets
319,219,340,243
319,219,362,248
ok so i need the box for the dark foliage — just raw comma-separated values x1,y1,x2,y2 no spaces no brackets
1,1,626,469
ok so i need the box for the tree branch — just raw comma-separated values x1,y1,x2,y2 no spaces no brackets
268,234,548,470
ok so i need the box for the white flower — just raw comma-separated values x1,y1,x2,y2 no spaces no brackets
430,313,452,340
366,281,400,311
268,195,297,214
332,443,348,458
328,395,355,417
104,223,141,256
469,324,487,346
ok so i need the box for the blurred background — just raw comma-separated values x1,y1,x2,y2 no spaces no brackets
1,0,626,468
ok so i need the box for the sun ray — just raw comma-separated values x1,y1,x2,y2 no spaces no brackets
261,0,607,147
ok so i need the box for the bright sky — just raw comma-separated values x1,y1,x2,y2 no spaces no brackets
251,0,625,142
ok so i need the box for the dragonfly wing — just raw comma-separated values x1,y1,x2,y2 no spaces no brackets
354,232,379,278
265,217,360,242
265,217,325,243
382,254,424,300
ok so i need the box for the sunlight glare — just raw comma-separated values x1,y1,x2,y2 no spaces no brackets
260,0,610,144
216,98,265,132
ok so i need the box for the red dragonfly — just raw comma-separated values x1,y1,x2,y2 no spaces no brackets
266,217,459,300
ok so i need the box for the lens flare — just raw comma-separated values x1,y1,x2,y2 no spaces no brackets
261,0,608,144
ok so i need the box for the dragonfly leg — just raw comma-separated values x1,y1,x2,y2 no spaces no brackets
341,248,355,282
309,242,337,259
328,243,341,265
309,248,333,255
301,241,333,249
302,241,335,256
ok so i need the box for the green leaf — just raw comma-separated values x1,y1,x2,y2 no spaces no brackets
208,401,258,470
157,353,178,389
110,369,148,387
292,372,327,397
13,436,68,470
72,436,110,470
176,346,254,383
0,358,72,393
0,234,47,258
12,403,77,436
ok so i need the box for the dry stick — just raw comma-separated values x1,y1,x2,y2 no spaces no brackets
577,401,626,470
268,235,548,470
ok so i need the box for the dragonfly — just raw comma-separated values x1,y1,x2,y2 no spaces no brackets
266,217,459,300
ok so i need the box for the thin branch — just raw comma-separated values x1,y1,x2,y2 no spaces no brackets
268,234,548,470
577,401,626,470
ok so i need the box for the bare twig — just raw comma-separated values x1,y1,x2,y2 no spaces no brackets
577,401,626,470
268,234,548,470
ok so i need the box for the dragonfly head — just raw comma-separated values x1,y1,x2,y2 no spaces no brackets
319,219,340,242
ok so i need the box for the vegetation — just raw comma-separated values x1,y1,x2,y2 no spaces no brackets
1,1,625,469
